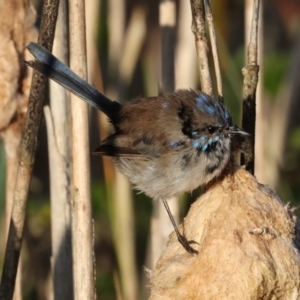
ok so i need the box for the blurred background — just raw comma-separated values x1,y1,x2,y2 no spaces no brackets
1,0,300,299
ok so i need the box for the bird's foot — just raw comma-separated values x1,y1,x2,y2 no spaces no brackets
177,233,199,254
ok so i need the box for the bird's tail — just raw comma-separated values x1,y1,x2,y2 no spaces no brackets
26,42,120,119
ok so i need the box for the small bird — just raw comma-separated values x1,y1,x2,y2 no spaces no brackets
26,42,248,254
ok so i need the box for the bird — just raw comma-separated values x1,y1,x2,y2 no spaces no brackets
26,42,249,254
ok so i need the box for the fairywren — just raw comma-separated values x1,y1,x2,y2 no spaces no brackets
26,42,248,254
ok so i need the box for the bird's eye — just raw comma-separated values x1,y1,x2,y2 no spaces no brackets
208,126,215,134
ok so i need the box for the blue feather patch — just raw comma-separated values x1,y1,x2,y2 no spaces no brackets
196,94,215,115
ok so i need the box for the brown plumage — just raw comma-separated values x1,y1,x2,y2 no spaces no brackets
26,42,249,254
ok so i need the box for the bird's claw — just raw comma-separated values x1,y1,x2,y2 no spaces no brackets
177,233,199,254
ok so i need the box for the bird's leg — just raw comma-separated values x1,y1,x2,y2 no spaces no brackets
162,199,198,254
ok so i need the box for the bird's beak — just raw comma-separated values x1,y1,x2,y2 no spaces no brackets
225,126,250,136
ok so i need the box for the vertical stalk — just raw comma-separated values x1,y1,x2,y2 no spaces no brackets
189,0,213,95
242,0,261,174
46,0,73,298
68,0,95,298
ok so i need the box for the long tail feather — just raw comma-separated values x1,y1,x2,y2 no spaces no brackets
26,42,120,119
